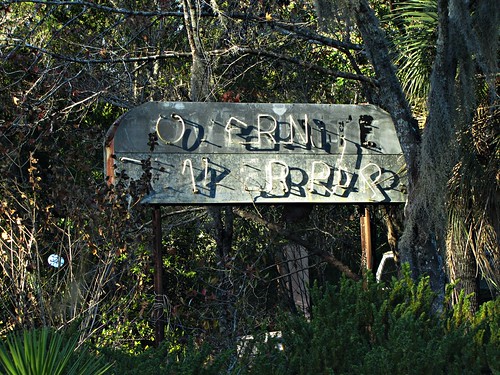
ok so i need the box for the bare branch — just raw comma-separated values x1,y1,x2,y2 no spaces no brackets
237,47,377,86
271,22,363,52
233,207,360,281
1,1,363,52
0,0,184,17
2,40,192,64
216,11,364,52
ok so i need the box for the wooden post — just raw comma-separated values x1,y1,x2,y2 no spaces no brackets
360,206,373,272
152,205,165,346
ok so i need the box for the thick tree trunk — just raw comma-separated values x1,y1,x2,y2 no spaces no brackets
349,0,499,313
350,0,447,308
447,231,478,312
351,0,421,188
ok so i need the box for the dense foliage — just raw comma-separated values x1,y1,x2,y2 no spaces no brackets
2,272,497,374
0,0,498,371
267,271,499,374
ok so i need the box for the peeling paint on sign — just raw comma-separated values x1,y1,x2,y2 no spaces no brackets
105,102,407,204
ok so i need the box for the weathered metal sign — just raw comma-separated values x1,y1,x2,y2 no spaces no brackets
105,102,407,204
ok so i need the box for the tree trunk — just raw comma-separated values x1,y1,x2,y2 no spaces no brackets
182,0,212,101
182,0,235,342
350,0,421,188
350,0,448,308
447,230,478,312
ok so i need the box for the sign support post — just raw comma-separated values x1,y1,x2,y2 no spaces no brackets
152,205,165,346
360,206,373,272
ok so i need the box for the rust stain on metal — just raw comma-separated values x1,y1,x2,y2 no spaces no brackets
104,117,121,186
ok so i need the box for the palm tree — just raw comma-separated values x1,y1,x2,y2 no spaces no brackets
387,0,499,310
447,106,499,309
0,328,112,375
387,0,438,125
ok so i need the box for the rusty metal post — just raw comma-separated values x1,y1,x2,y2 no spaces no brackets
360,205,373,272
152,205,165,346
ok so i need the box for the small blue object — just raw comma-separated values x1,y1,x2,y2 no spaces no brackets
48,254,64,268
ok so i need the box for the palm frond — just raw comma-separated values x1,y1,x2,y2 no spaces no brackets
0,328,113,375
385,0,438,117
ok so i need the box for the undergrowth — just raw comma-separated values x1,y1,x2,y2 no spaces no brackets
2,267,498,374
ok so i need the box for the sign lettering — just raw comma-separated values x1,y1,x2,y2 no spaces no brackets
105,102,407,204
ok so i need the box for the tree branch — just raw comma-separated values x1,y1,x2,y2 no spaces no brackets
2,1,363,53
271,22,363,52
2,40,192,64
233,207,360,281
4,38,374,87
0,0,185,17
351,0,421,187
237,47,377,86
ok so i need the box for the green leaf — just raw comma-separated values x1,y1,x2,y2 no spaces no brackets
0,329,112,375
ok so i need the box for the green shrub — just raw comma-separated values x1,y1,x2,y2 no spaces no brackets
244,267,499,375
97,267,499,375
472,297,500,374
103,340,234,375
0,328,112,375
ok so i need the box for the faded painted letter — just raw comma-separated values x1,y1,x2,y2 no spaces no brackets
266,160,289,195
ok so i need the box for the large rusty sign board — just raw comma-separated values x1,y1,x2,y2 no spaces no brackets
105,102,407,204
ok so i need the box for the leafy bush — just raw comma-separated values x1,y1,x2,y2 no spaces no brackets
244,267,499,375
46,267,498,375
0,328,112,375
102,340,234,375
